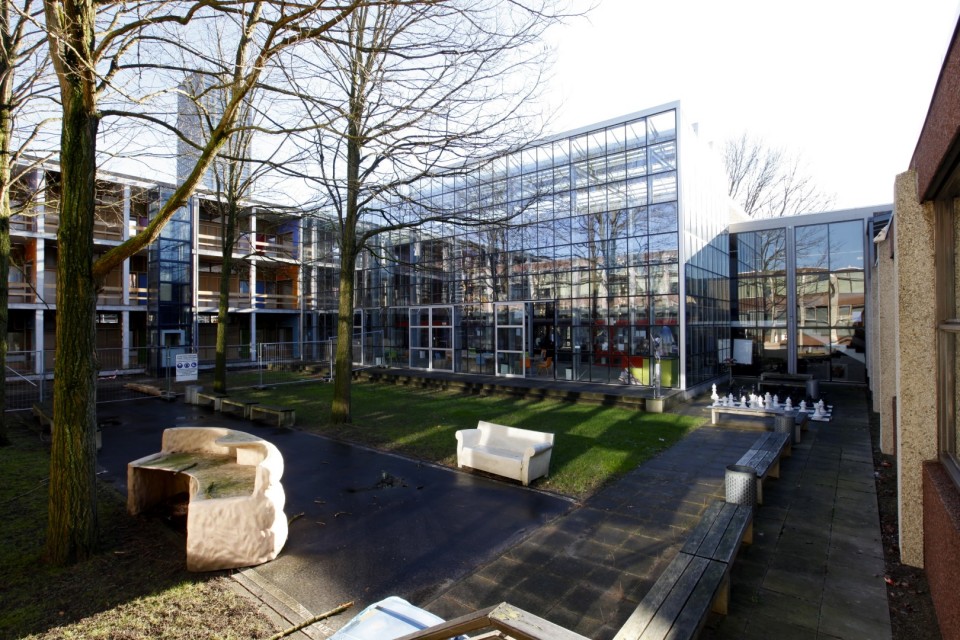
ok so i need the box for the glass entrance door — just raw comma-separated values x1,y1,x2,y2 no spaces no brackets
409,306,453,371
495,302,527,377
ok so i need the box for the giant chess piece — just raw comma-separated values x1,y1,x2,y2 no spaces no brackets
740,395,747,408
773,394,781,409
711,384,720,406
785,397,793,411
812,402,825,419
764,392,773,409
799,400,807,413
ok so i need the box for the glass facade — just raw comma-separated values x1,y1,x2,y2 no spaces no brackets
349,105,728,388
730,213,873,384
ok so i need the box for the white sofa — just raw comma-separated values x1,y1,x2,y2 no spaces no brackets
455,421,555,486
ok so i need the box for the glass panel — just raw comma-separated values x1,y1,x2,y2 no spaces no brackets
648,141,677,173
647,110,676,143
433,327,451,348
410,348,430,369
797,273,830,327
796,224,829,271
648,202,678,235
829,220,864,271
496,327,524,352
797,327,831,380
649,171,677,203
648,232,679,260
831,328,866,382
432,307,451,326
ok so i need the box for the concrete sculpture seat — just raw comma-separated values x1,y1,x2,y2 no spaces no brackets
455,421,554,486
127,426,287,572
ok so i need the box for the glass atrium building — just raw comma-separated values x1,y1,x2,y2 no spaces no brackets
351,102,746,391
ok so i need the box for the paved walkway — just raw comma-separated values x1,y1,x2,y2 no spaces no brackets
420,387,891,640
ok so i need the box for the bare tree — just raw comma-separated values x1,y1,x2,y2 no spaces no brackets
724,133,834,218
41,0,364,565
0,0,55,445
285,0,576,423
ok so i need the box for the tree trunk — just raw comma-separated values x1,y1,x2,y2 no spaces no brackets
45,90,100,564
331,240,356,424
213,201,238,394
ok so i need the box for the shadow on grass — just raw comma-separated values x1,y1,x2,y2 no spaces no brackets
235,380,702,500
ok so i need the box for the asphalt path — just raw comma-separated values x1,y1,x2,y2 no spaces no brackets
94,397,573,617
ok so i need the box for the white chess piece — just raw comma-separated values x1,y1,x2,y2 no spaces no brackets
764,392,772,409
727,393,735,406
773,394,780,409
785,397,793,411
799,400,807,413
711,384,720,406
740,395,747,408
813,402,824,419
817,399,825,412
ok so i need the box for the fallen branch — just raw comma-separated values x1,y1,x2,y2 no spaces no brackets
266,601,354,640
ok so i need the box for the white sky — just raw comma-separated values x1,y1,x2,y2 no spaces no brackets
542,0,960,210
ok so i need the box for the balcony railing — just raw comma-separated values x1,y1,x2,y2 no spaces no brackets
8,281,34,303
197,290,253,309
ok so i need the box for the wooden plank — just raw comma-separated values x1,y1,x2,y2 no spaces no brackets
489,602,593,640
694,504,736,561
638,555,711,640
664,560,727,640
613,553,697,640
680,501,725,556
711,505,753,565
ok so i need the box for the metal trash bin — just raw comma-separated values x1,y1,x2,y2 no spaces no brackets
725,464,758,506
805,378,820,401
774,414,800,444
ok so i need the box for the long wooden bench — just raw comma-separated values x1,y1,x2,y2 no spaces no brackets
708,405,782,425
735,431,791,504
196,391,228,411
220,397,260,420
250,404,296,428
613,501,753,640
757,372,811,391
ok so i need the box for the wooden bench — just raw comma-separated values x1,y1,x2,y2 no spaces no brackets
196,391,228,411
735,431,791,504
455,421,554,486
757,372,812,392
708,405,782,425
250,404,296,428
220,397,260,420
613,501,753,640
127,426,287,572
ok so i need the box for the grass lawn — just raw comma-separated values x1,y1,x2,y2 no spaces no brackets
235,379,704,500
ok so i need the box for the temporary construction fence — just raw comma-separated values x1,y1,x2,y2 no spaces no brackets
255,332,384,387
5,333,386,411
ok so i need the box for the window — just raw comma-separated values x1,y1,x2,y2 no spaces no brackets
937,198,960,487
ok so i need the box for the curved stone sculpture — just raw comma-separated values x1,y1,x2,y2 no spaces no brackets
127,426,287,572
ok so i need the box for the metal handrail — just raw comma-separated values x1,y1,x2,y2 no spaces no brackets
6,363,37,387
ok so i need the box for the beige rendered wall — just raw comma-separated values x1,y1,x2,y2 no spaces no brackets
877,229,896,455
894,169,939,567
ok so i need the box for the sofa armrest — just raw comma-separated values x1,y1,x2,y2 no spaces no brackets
455,429,481,450
524,441,553,458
